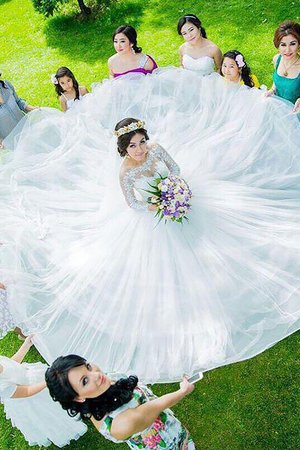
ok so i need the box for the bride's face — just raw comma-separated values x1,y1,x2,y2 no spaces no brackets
221,57,240,82
126,133,148,161
113,33,132,54
68,362,111,400
181,22,201,44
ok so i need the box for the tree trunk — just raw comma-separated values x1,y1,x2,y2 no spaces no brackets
77,0,92,15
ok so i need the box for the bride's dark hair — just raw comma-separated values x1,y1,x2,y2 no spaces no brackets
177,14,207,38
113,25,142,53
115,118,149,157
45,355,138,421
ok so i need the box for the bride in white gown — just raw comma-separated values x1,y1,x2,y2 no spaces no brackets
1,53,300,382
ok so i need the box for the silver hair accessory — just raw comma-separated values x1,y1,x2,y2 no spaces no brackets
114,120,145,138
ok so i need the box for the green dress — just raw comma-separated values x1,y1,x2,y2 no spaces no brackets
99,385,195,449
273,55,300,104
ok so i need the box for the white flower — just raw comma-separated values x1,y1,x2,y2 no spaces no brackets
51,74,59,85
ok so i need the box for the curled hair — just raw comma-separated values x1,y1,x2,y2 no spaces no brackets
177,14,207,38
115,118,149,157
53,67,80,99
45,355,138,421
273,20,300,48
220,50,255,88
113,25,142,53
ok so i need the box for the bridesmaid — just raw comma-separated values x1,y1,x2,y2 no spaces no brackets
177,14,222,74
108,25,158,78
46,355,196,449
266,21,300,112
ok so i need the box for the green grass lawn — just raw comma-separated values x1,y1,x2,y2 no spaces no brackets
0,0,300,448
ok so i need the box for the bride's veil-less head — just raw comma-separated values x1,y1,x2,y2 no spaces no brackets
115,117,149,157
45,355,138,421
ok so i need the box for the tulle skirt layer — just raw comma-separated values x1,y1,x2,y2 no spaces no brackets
1,69,300,382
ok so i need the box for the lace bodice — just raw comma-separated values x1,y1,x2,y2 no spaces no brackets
120,144,180,210
182,54,215,76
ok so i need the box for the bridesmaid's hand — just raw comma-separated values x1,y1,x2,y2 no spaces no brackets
179,376,195,396
293,98,300,113
23,334,34,348
265,88,275,97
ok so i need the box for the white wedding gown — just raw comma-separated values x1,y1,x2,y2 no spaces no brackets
0,60,300,382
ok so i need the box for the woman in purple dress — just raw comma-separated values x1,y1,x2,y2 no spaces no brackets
108,25,158,78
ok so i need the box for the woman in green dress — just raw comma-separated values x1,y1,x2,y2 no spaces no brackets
46,355,196,449
266,21,300,112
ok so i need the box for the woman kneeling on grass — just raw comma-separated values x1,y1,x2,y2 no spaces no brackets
46,354,196,449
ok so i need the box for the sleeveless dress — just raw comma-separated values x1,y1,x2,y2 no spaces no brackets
100,385,195,449
61,93,83,110
1,57,300,383
113,54,158,78
182,54,215,76
273,55,300,104
0,356,87,447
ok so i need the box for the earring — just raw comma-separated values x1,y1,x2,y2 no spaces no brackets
131,46,135,54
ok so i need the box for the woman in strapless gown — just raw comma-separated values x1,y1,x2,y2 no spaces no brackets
177,14,222,75
108,25,157,79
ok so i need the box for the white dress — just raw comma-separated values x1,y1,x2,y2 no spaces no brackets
0,356,87,447
0,63,300,382
0,288,15,339
182,54,215,75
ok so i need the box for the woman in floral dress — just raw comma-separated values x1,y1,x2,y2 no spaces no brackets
46,355,196,449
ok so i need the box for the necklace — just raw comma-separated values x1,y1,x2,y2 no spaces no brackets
282,55,300,77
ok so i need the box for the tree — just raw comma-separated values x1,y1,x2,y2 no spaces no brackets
32,0,92,17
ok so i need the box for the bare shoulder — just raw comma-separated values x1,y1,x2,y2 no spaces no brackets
273,54,280,66
79,86,89,95
108,54,118,65
110,408,139,441
179,42,187,54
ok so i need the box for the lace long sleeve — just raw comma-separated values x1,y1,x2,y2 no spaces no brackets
120,170,148,211
155,144,180,175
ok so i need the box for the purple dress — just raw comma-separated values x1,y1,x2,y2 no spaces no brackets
113,54,157,78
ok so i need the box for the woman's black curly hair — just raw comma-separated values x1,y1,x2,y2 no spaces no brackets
45,355,138,421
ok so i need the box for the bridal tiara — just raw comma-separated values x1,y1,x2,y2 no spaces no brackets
114,120,145,138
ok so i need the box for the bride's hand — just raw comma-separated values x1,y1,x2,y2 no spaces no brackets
148,204,158,212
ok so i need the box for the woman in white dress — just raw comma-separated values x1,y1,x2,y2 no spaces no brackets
0,336,87,447
178,14,222,74
1,102,299,384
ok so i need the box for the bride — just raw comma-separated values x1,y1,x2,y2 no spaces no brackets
1,95,300,382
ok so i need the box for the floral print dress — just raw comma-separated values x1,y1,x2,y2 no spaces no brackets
99,385,195,449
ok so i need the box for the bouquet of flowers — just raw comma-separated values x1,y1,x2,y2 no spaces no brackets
146,174,192,223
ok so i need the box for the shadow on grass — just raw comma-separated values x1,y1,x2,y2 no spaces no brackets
0,0,13,5
44,0,145,64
